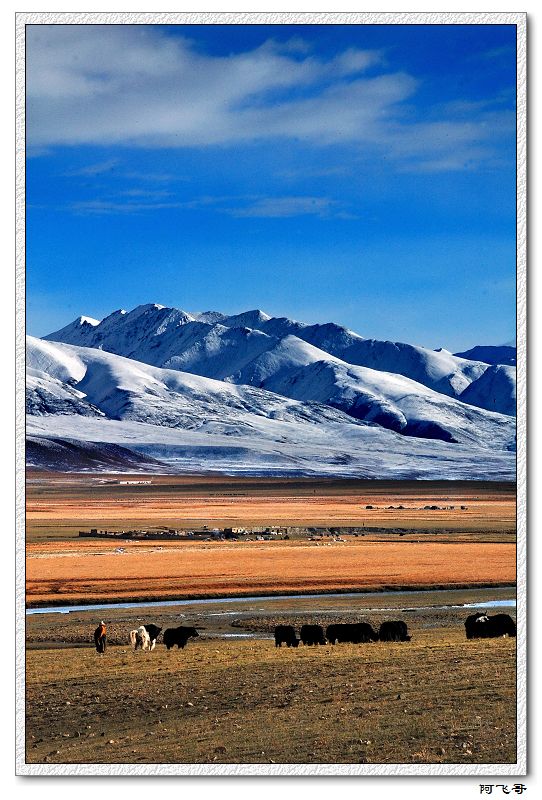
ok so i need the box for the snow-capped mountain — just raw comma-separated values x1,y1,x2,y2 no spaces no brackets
26,336,515,479
44,303,516,417
29,303,517,478
458,364,517,416
453,344,517,368
28,336,356,433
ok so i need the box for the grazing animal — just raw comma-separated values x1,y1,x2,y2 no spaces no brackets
94,621,107,653
465,612,516,639
129,625,152,651
143,624,162,651
300,624,326,646
274,625,299,648
163,625,199,650
378,620,411,642
326,622,378,644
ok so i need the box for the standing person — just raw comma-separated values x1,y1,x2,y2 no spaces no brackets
94,620,107,653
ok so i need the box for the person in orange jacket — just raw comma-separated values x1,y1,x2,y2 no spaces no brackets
94,620,107,653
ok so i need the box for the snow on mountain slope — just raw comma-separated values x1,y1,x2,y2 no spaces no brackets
27,337,104,418
26,336,516,478
459,365,517,416
217,335,344,387
46,304,280,382
45,303,195,363
192,310,228,325
175,333,515,448
454,344,517,367
234,313,366,354
44,303,515,416
26,371,104,418
221,309,272,329
328,341,488,399
31,333,515,450
259,358,515,449
26,336,365,435
161,325,277,381
220,312,495,402
43,315,102,348
27,412,515,480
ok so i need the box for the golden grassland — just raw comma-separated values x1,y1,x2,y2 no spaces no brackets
24,474,518,767
26,473,516,541
26,538,516,606
25,631,516,765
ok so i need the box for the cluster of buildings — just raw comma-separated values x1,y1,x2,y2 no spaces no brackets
78,526,290,541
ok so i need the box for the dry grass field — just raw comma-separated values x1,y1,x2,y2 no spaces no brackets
26,473,516,541
24,474,518,768
25,631,516,765
26,538,516,606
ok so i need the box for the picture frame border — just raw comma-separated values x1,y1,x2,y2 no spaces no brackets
15,9,527,777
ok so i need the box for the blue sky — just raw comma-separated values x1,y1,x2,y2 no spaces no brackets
26,23,517,350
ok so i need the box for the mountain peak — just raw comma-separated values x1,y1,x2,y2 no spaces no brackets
78,315,100,327
453,344,516,367
44,314,102,342
222,309,272,329
41,301,516,419
130,302,166,315
192,310,227,325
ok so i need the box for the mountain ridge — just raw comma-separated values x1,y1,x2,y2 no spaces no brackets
27,330,515,479
44,303,516,418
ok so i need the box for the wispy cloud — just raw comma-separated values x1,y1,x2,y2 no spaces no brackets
477,44,517,61
70,199,185,215
122,170,184,183
64,159,120,177
118,188,173,199
27,26,384,148
227,196,340,218
278,165,350,180
66,191,357,219
25,25,511,172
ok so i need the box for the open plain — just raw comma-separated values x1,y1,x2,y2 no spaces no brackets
26,473,516,541
26,624,516,766
26,588,517,765
26,474,516,606
25,474,517,766
26,537,516,607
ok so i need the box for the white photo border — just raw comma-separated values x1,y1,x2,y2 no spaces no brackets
15,9,527,777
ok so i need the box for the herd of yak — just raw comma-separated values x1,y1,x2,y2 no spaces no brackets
94,611,516,653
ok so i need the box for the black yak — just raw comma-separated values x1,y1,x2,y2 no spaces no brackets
326,622,378,644
465,612,516,639
300,624,326,646
274,625,299,647
163,626,199,650
378,620,411,642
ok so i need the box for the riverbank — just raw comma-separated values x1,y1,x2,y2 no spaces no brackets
25,585,516,644
26,537,516,607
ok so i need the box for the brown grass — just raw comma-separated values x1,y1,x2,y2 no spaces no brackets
26,474,516,541
25,631,516,765
26,538,516,605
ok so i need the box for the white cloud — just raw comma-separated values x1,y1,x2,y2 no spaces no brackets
227,196,337,218
63,159,120,177
26,25,512,172
66,192,351,219
27,26,384,149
